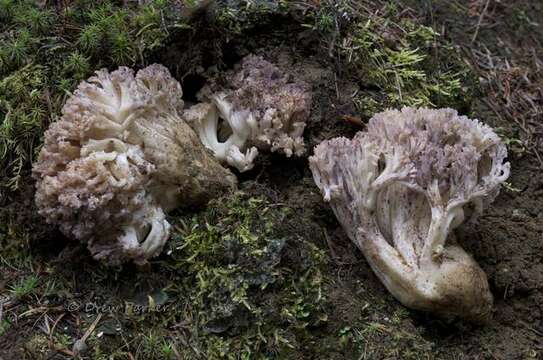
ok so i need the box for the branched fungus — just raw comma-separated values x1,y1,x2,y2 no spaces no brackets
33,65,236,265
185,55,312,172
309,107,510,321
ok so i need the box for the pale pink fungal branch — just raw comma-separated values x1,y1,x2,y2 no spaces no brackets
33,65,236,265
309,107,510,322
185,55,312,172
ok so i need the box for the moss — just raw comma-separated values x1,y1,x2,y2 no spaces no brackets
0,0,191,193
161,193,328,358
0,2,489,358
23,334,50,357
298,0,476,119
0,192,329,359
340,7,477,118
211,0,291,36
8,274,39,299
0,65,48,190
336,321,435,359
0,0,479,194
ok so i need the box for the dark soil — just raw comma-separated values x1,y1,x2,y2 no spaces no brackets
1,1,542,359
189,1,543,357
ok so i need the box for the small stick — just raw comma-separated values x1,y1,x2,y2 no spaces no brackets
72,313,103,357
49,313,66,343
472,0,491,43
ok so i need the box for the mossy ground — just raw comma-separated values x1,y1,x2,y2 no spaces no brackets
0,188,441,359
1,0,542,359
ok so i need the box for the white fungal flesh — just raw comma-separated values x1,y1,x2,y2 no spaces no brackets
309,107,510,322
33,65,236,265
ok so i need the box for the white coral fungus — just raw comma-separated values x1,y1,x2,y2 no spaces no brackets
185,55,311,172
33,65,236,265
309,107,510,321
